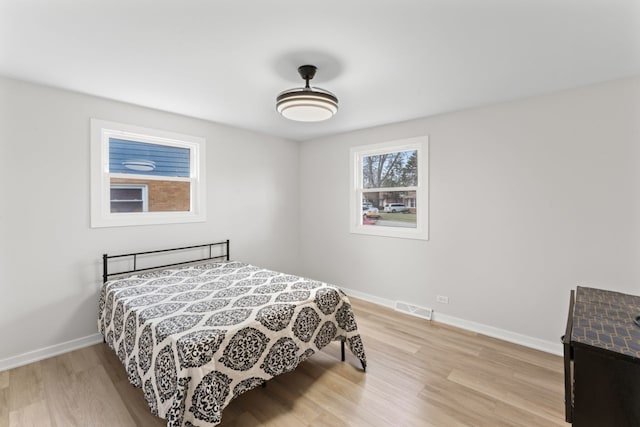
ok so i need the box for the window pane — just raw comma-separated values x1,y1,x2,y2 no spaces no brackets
111,201,143,213
109,138,190,177
110,187,142,201
360,190,417,228
362,150,417,189
111,178,190,213
110,185,146,213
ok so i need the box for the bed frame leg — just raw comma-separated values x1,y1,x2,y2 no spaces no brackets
341,338,345,362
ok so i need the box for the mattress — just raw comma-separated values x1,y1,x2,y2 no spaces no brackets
98,260,367,427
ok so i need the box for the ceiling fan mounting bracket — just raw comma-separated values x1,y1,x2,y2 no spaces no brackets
298,65,317,86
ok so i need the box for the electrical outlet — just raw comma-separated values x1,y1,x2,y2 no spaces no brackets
436,295,449,304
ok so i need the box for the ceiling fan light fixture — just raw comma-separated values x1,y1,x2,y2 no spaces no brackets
276,65,338,122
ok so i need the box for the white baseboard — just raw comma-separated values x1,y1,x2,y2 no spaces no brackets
341,287,396,309
432,312,563,355
0,333,104,372
341,287,563,356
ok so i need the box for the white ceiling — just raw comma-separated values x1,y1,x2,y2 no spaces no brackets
1,0,639,141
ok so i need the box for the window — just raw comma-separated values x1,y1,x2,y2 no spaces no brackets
350,136,428,240
110,184,148,213
91,119,206,227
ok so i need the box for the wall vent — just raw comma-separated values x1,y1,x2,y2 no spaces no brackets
395,301,433,320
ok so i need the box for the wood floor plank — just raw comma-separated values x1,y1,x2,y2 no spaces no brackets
227,388,309,427
308,412,349,427
419,377,499,424
0,372,8,390
1,297,565,426
492,400,563,427
74,365,138,427
7,364,42,413
0,387,8,427
109,376,166,427
220,411,262,427
39,356,83,427
8,400,51,427
479,336,563,373
447,368,564,426
261,375,324,421
64,345,102,374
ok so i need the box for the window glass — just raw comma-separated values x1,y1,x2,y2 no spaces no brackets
108,138,191,213
360,191,417,228
350,136,428,240
362,150,417,189
109,184,147,213
109,138,190,177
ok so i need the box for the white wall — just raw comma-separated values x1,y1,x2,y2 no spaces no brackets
299,76,640,351
0,77,300,363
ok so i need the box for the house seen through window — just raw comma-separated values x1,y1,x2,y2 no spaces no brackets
361,149,418,228
90,119,206,228
108,138,191,213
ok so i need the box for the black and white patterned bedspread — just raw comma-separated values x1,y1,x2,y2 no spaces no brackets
97,261,367,427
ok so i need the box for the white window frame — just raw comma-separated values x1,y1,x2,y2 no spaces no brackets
90,119,206,228
349,136,429,240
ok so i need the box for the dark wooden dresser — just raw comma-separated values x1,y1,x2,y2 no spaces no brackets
563,286,640,426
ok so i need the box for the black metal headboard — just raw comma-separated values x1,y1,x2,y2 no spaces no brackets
103,240,230,283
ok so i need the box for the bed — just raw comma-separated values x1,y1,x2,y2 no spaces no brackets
98,241,367,427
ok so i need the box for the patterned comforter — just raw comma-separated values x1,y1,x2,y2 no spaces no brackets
98,261,367,427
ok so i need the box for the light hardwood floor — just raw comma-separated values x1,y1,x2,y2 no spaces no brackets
0,298,566,426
